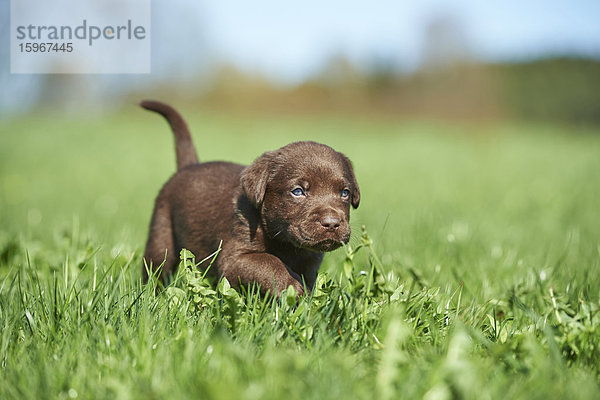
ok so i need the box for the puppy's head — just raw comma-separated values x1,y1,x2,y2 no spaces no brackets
241,141,359,252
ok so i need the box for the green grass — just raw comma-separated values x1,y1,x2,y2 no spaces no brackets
1,109,599,399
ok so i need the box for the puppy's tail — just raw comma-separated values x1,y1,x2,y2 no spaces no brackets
140,100,199,171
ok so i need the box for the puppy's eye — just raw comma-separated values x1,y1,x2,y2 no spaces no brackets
291,187,305,197
341,189,350,199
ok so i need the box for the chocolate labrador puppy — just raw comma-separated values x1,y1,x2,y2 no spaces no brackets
141,101,360,295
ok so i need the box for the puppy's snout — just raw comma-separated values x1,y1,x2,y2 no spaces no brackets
320,216,341,231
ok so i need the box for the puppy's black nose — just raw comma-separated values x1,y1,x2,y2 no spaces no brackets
320,216,341,231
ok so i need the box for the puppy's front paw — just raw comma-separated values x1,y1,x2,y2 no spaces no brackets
284,277,306,297
221,252,309,297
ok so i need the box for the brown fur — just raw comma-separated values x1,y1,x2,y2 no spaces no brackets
141,100,360,295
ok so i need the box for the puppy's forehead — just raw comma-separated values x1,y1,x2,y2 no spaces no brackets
274,142,348,183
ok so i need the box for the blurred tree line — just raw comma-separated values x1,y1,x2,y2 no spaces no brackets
495,58,600,125
192,56,600,126
32,56,600,126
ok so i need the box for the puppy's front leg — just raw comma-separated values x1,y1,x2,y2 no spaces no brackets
221,253,305,296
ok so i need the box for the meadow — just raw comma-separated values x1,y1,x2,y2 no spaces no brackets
1,107,599,399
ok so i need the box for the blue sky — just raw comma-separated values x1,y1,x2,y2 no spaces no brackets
200,0,600,81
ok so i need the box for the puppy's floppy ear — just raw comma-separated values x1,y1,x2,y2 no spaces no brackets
241,151,273,208
340,153,360,209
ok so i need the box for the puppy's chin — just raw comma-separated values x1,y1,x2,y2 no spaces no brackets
305,239,345,252
284,228,349,252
